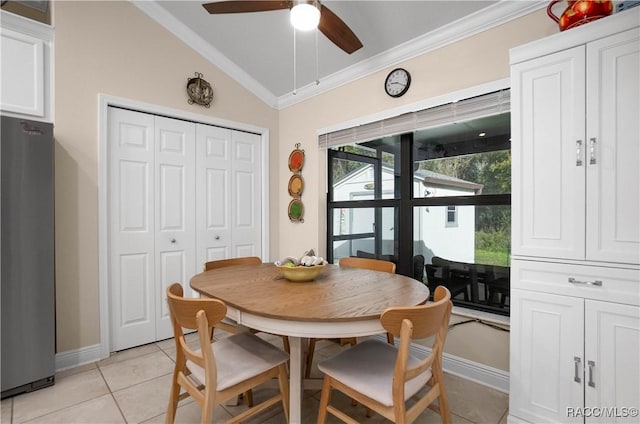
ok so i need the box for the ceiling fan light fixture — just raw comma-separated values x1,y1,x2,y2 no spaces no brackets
290,2,320,31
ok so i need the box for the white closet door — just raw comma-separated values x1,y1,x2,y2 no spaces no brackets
108,108,156,351
154,116,196,340
196,125,232,266
231,131,262,258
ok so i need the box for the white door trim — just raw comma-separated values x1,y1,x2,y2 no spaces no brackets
97,94,270,358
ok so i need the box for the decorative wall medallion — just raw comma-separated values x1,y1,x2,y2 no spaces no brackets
288,174,304,197
288,143,305,223
186,72,213,108
288,147,305,172
288,199,304,222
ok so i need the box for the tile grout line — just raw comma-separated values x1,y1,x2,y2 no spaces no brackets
95,362,128,424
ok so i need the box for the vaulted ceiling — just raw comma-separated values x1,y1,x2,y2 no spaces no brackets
134,1,544,109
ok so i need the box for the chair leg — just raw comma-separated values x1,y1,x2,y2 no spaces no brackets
316,376,332,424
200,381,216,424
433,367,451,424
305,338,317,379
166,369,181,424
245,390,254,407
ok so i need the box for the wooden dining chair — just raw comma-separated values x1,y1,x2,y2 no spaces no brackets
316,286,453,424
203,256,262,271
204,257,290,350
338,256,397,274
202,257,262,336
165,283,289,424
304,257,397,379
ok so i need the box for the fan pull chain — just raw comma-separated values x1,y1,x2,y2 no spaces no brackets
293,28,297,95
315,28,319,85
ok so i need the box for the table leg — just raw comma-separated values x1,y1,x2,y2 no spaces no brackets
288,336,307,424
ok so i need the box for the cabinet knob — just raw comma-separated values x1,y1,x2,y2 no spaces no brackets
215,235,220,240
171,238,176,244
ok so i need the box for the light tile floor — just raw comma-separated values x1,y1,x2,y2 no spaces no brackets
1,332,509,424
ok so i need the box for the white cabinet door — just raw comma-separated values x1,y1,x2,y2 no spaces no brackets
585,300,640,423
0,27,43,117
108,108,157,351
154,116,196,340
586,28,640,265
511,46,586,261
230,131,262,258
196,125,232,266
510,289,584,423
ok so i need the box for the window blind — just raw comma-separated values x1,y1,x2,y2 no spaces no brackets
318,89,510,149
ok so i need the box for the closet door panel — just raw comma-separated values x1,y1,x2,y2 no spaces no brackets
231,131,262,258
196,125,232,266
108,107,156,351
154,116,196,340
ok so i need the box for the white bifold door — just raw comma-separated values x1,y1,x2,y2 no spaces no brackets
108,107,262,351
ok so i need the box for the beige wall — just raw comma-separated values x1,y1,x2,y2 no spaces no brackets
54,1,279,352
54,0,557,372
276,9,557,371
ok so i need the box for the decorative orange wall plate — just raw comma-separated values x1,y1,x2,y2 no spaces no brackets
288,174,304,197
288,146,305,172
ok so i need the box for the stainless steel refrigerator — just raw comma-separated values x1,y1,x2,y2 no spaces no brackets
1,115,55,398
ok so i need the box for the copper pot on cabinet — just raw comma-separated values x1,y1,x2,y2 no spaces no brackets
547,0,613,31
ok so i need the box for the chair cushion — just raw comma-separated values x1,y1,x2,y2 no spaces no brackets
318,339,432,407
187,331,289,391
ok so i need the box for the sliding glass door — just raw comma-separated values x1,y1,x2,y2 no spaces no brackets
327,136,400,264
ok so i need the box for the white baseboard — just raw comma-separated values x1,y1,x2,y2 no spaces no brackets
55,343,107,372
373,334,510,394
440,350,509,393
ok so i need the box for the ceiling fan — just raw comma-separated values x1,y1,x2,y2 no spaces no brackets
201,1,363,54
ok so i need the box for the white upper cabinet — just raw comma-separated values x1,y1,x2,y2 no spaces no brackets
511,46,586,261
585,28,640,265
511,12,640,266
0,11,52,121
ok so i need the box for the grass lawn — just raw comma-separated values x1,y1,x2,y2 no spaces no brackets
475,249,510,267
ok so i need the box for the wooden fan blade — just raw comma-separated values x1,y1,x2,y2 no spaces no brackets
318,4,363,54
202,1,291,14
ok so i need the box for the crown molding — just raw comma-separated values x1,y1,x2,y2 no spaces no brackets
133,1,545,111
277,0,546,109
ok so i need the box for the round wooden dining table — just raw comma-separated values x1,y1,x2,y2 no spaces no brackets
190,262,430,424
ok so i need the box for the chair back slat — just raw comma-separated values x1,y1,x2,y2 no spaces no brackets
381,286,451,339
339,256,396,273
167,283,227,330
204,256,261,271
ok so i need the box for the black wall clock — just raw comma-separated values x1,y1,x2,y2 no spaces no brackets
384,68,411,98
